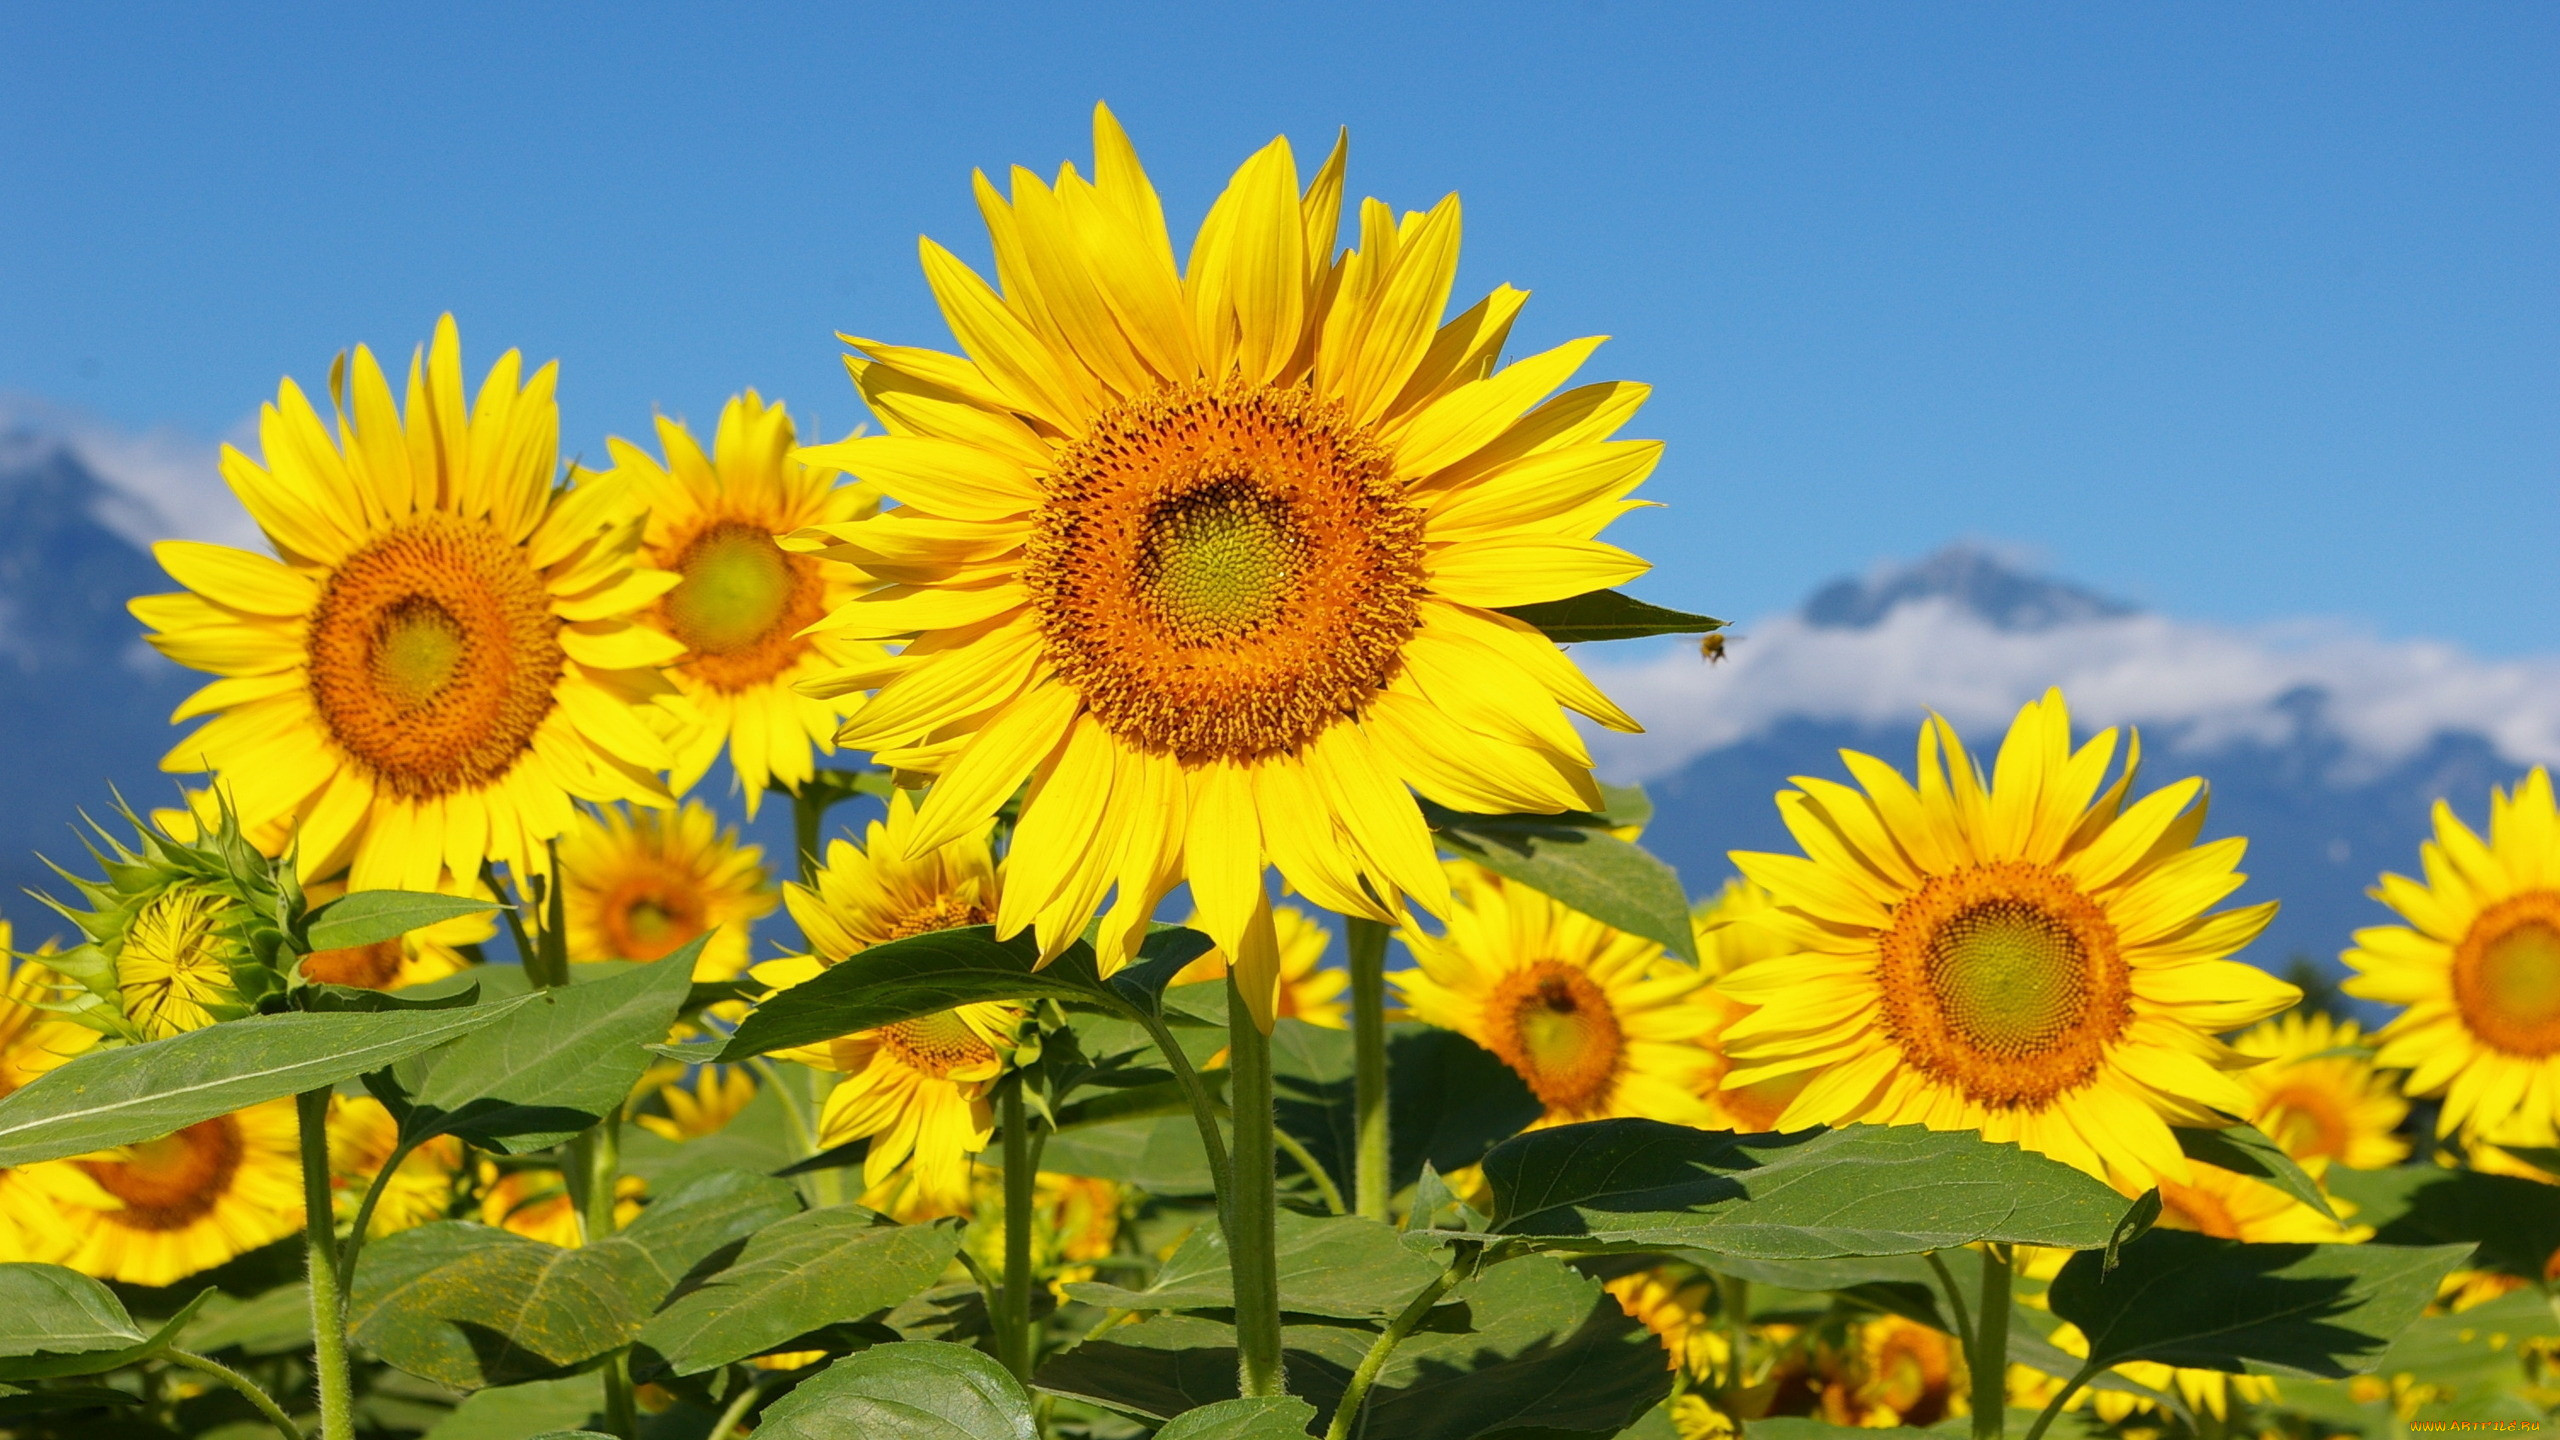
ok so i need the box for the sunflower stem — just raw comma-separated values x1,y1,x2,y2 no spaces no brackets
297,1087,357,1440
998,1078,1037,1384
1135,1007,1233,1204
704,1367,766,1440
1324,1240,1481,1440
1273,1126,1346,1216
1226,974,1287,1398
1971,1243,2014,1440
1345,915,1392,1222
334,1134,419,1294
1925,1249,1977,1360
1723,1271,1750,1389
572,1105,636,1438
792,784,826,886
165,1348,302,1440
2018,1363,2098,1440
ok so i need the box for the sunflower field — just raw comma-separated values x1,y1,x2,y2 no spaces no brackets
2,106,2556,1440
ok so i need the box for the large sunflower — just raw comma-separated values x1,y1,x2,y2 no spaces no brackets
133,316,680,891
750,789,1021,1213
2230,1011,2409,1171
1721,690,2298,1194
51,1097,304,1287
1394,861,1719,1128
559,800,776,980
787,104,1654,1021
0,936,108,1263
607,393,883,812
2343,767,2560,1150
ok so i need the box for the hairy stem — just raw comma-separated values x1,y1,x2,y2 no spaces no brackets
1972,1244,2014,1440
1273,1128,1346,1216
1345,916,1392,1222
572,1107,636,1437
1226,974,1286,1399
1925,1249,1977,1359
1723,1271,1750,1388
166,1348,302,1440
297,1088,355,1440
1324,1242,1481,1440
332,1133,415,1295
792,784,826,886
999,1080,1036,1383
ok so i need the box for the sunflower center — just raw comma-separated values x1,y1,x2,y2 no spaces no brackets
1025,379,1426,764
601,873,708,961
662,519,826,693
306,513,565,798
1877,861,2131,1109
2257,1082,2351,1162
301,939,406,990
880,892,991,946
78,1117,244,1230
120,886,240,1039
878,1010,999,1080
1483,961,1625,1115
2453,892,2560,1056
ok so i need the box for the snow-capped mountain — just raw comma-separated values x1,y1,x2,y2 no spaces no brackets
1583,545,2552,982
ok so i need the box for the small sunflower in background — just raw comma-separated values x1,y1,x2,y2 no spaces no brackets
787,103,1657,1017
559,800,776,980
479,1159,645,1247
0,936,108,1263
604,393,882,813
328,1095,463,1237
132,316,680,893
49,1098,305,1286
1394,861,1719,1129
2344,766,2560,1153
1691,876,1808,1132
750,789,1021,1214
2229,1010,2409,1171
296,876,490,992
1171,903,1349,1027
1721,690,2298,1195
632,1063,760,1143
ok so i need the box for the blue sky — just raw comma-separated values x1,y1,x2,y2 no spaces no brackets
3,4,2551,650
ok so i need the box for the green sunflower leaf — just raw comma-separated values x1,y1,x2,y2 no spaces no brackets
0,1265,144,1358
635,1207,962,1376
0,1383,142,1416
1420,801,1699,962
0,999,535,1168
370,935,703,1154
745,1339,1036,1440
1037,1113,1219,1196
347,1223,640,1389
423,1376,607,1440
713,925,1118,1063
1479,1119,2132,1257
2329,1164,2560,1280
1154,1397,1324,1440
0,1288,213,1381
2173,1124,2341,1222
1496,589,1725,643
302,889,501,953
2048,1229,2473,1378
1063,1210,1448,1319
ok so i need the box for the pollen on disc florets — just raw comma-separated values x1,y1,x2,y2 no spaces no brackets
879,1010,1000,1080
1876,860,2133,1109
1483,961,1626,1115
1024,379,1426,764
305,512,565,798
2452,891,2560,1057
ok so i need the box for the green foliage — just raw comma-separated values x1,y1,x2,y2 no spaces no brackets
0,1265,143,1357
368,939,703,1154
1421,801,1701,962
1269,1020,1542,1202
1152,1397,1324,1439
347,1222,640,1388
713,926,1115,1061
1496,589,1725,643
635,1206,961,1376
2171,1123,2341,1222
748,1341,1039,1440
1063,1211,1447,1319
0,999,531,1166
303,890,500,952
1479,1119,2133,1257
2331,1162,2560,1279
2047,1229,2473,1378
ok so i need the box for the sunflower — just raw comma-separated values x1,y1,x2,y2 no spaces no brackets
1171,902,1349,1027
559,801,776,980
606,393,883,812
329,1095,463,1237
2155,1160,2361,1244
297,877,489,992
1605,1263,1724,1377
632,1063,760,1142
1394,861,1719,1128
48,1097,304,1287
1720,690,2299,1194
478,1160,645,1247
1692,877,1811,1132
0,936,108,1263
132,315,680,892
2229,1011,2409,1171
748,788,1021,1213
785,103,1655,1022
2343,767,2560,1150
1820,1315,1966,1429
2046,1318,2280,1423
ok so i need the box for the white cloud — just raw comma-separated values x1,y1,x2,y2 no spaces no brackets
1581,597,2560,783
0,393,262,551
